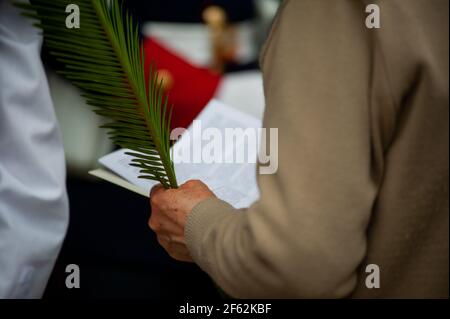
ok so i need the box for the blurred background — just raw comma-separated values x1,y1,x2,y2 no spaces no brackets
43,0,282,299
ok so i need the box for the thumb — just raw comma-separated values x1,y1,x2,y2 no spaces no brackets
150,184,165,198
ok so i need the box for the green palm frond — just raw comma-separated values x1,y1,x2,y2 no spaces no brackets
17,0,178,189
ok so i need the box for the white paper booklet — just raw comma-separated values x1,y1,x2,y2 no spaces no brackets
90,100,261,209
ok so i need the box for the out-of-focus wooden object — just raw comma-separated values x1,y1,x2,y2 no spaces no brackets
157,69,175,91
203,5,237,73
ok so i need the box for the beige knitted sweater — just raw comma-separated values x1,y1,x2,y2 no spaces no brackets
185,0,449,298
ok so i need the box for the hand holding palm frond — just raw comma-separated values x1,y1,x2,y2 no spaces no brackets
17,0,178,189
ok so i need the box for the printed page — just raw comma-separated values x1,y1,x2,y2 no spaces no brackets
98,100,261,209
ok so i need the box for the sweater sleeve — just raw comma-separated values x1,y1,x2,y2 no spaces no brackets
185,0,384,298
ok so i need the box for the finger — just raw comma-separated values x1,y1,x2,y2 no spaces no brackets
150,184,165,198
169,253,194,263
181,179,201,188
150,184,167,210
148,214,184,238
157,238,194,263
156,234,171,247
156,235,186,253
167,246,195,263
156,230,186,245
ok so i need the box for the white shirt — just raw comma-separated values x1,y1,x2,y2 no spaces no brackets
0,0,69,298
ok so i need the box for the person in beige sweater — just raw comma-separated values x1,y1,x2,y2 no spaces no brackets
148,0,449,298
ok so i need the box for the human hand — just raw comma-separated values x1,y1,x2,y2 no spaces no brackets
148,180,216,262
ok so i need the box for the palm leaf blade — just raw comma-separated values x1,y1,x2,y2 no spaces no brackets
18,0,178,189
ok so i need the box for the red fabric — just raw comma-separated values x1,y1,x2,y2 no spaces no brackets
144,37,222,130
